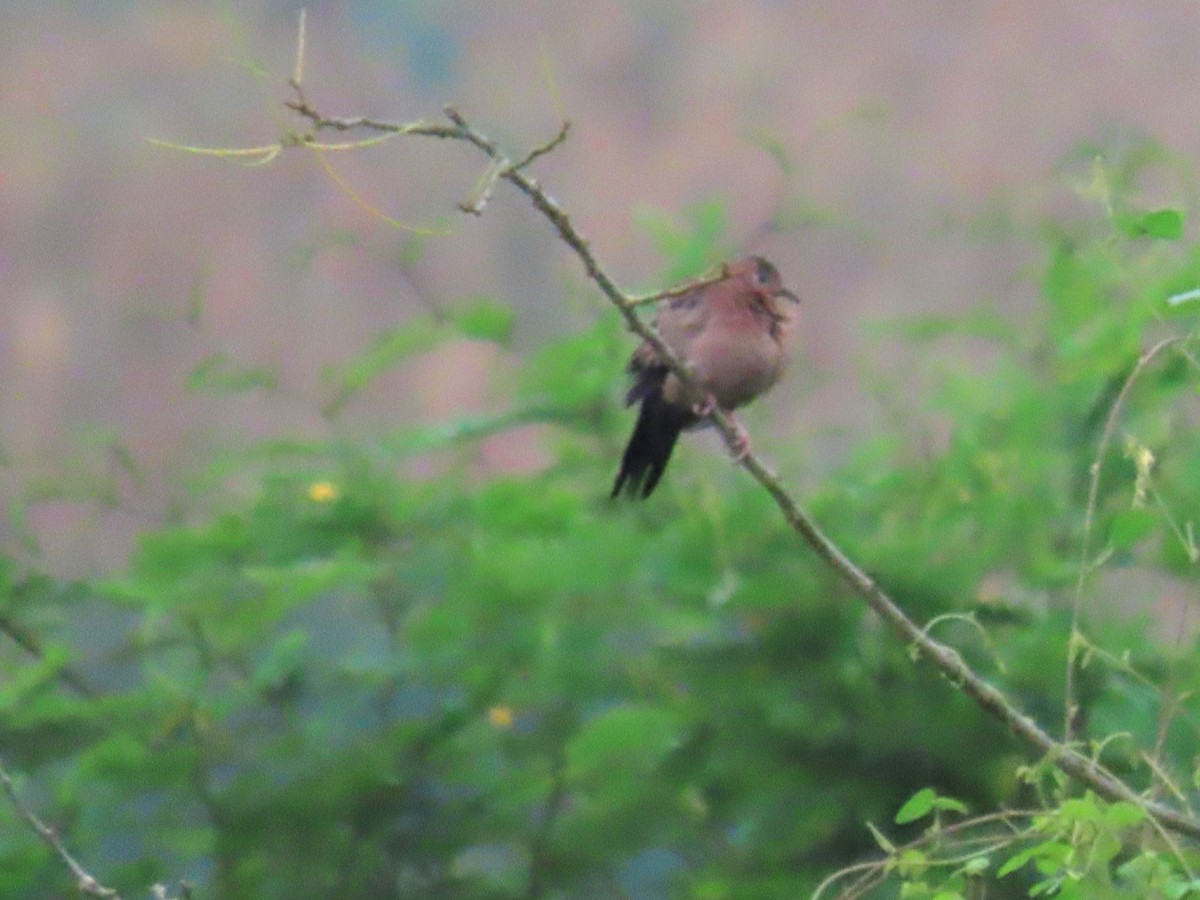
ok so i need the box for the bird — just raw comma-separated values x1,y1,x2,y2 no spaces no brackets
611,255,800,499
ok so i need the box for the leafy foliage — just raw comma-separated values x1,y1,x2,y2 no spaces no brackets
2,147,1200,899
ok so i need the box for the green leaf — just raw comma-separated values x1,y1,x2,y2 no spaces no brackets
997,848,1033,878
1108,508,1156,549
1104,801,1146,828
895,787,937,824
745,129,795,175
1117,207,1184,239
187,352,278,394
517,314,625,410
385,405,564,456
1058,796,1102,823
895,848,928,878
322,317,443,415
565,704,679,781
252,629,310,691
449,296,515,343
960,856,990,876
932,795,968,815
1030,877,1060,897
1166,878,1200,900
1140,207,1184,239
331,318,442,390
633,199,730,280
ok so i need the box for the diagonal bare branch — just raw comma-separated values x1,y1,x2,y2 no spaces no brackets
282,93,1200,843
0,757,120,898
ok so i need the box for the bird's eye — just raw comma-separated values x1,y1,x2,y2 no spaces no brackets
753,257,776,287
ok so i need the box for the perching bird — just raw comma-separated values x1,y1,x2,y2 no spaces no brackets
611,255,800,499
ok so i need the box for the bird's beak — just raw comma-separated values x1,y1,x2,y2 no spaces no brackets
777,288,801,304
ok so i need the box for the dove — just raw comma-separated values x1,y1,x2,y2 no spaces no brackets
611,255,800,498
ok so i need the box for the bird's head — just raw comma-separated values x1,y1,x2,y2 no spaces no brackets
729,255,800,315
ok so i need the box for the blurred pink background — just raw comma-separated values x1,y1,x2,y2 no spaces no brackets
3,2,1198,575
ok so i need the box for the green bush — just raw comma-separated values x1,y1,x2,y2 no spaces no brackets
2,152,1199,899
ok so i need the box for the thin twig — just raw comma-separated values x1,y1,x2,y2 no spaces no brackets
1065,336,1184,742
291,7,306,87
625,265,730,308
287,99,1200,842
814,808,1036,900
0,616,96,699
458,159,506,216
287,92,458,141
508,120,571,173
0,757,120,898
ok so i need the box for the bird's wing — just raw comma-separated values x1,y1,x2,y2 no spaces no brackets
624,286,713,406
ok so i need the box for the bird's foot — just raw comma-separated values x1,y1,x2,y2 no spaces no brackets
691,394,719,418
691,396,752,460
728,417,752,462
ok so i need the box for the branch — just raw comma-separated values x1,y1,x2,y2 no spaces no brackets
285,96,1200,841
0,615,97,699
814,808,1037,900
1065,336,1185,741
0,757,120,898
509,119,571,173
625,264,730,308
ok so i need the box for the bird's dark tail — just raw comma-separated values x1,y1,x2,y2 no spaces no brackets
611,391,693,499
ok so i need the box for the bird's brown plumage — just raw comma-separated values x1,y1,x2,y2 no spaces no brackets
611,256,799,498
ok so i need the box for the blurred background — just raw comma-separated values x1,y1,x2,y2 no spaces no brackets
5,5,1200,898
1,1,1197,572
